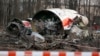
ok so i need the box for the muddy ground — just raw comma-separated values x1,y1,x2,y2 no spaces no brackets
0,29,99,51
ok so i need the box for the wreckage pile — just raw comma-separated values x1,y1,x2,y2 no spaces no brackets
0,8,99,51
0,18,99,51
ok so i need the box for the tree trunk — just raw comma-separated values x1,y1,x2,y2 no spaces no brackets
0,0,3,26
69,0,78,10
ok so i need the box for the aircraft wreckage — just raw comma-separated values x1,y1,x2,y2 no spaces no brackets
0,8,99,51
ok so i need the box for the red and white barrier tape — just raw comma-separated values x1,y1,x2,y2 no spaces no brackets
0,51,99,56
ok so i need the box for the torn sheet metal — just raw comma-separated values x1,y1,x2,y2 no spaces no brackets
32,8,89,30
6,18,45,49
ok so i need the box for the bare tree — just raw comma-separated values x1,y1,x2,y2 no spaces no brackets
55,0,60,8
28,0,32,17
0,0,3,26
36,0,42,12
69,0,78,10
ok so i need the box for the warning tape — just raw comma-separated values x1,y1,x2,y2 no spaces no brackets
0,51,99,56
